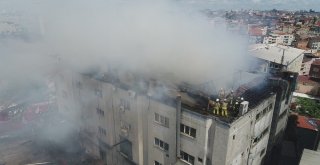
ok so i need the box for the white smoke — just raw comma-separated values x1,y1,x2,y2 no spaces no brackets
0,0,251,96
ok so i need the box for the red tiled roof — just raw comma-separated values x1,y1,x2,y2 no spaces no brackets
296,115,320,131
298,75,318,85
249,27,263,36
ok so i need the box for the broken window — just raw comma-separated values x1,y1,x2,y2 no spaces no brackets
120,137,132,160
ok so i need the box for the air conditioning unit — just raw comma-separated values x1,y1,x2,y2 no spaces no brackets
239,101,249,116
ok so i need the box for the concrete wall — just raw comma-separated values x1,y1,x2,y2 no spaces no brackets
147,99,177,165
287,54,304,73
55,69,285,165
177,109,212,165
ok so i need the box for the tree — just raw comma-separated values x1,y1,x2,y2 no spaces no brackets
296,98,320,118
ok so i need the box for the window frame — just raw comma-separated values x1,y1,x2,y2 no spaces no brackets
154,113,169,127
154,137,169,152
180,150,195,165
180,123,196,138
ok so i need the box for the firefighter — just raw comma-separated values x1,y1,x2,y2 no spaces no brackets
221,99,228,117
213,99,220,115
233,101,239,111
227,90,234,110
234,101,240,115
208,98,215,112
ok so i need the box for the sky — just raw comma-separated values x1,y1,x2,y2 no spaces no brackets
179,0,320,11
0,0,320,11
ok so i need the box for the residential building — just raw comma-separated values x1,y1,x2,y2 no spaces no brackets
307,37,320,51
249,44,305,74
296,115,320,152
54,66,297,165
263,33,295,46
299,53,319,76
309,59,320,79
296,75,320,96
247,25,267,44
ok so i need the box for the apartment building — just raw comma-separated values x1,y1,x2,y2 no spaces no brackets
299,53,319,76
307,37,320,51
263,33,295,46
249,44,305,74
54,66,296,165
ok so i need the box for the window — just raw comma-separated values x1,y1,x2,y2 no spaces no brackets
180,150,195,165
253,127,269,144
180,124,196,138
99,149,106,161
263,107,267,114
120,137,132,160
97,108,105,117
268,103,273,110
98,126,106,136
198,157,203,163
120,99,130,110
279,110,287,120
154,161,162,165
154,138,169,152
313,68,319,72
95,89,102,98
154,113,169,127
256,113,261,120
260,149,266,157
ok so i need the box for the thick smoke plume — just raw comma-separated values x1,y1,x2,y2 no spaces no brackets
0,0,253,163
1,0,250,93
45,0,249,87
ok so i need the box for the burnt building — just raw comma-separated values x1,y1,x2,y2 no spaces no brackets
54,66,297,165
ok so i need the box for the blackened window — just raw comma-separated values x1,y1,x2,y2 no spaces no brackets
97,108,104,117
154,161,162,165
120,137,132,160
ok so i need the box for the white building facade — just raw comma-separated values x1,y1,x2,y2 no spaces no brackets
54,67,295,165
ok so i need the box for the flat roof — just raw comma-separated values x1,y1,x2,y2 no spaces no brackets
299,149,320,165
249,44,305,65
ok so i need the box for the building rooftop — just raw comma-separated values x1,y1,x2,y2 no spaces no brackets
297,75,319,85
249,44,305,65
299,149,320,165
248,27,264,36
296,115,320,131
82,68,273,123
